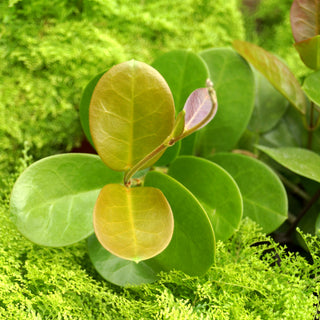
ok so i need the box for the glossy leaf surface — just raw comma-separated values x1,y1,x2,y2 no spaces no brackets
248,69,289,133
87,234,159,286
303,69,320,105
90,60,175,172
183,87,217,132
209,153,288,234
233,40,307,114
258,146,320,183
152,50,209,113
168,156,242,241
294,35,320,70
290,0,320,42
10,154,123,246
93,184,174,262
144,171,215,276
79,71,105,147
198,48,255,154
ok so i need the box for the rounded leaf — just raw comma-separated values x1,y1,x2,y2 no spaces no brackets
90,60,175,172
233,40,307,114
93,184,174,262
10,154,123,247
144,171,215,276
294,35,320,70
198,48,255,154
209,153,288,234
258,146,320,183
168,156,242,241
87,234,159,286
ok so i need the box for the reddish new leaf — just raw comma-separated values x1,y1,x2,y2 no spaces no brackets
290,0,320,42
233,40,307,115
183,86,217,133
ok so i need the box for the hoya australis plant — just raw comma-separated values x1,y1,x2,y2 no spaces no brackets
10,59,227,286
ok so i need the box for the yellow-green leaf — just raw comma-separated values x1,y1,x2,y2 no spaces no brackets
90,60,175,172
93,184,174,262
294,35,320,70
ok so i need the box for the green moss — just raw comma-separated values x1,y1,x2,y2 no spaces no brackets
1,150,319,319
0,0,245,184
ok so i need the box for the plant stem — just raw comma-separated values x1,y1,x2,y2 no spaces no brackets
285,188,320,237
277,172,311,201
124,142,168,186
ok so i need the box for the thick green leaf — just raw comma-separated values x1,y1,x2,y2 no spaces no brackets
233,40,307,114
290,0,320,42
168,156,242,241
208,153,288,234
10,154,123,247
152,50,209,113
258,146,320,183
144,171,215,276
198,48,255,154
294,35,320,70
87,234,159,286
90,60,175,172
248,68,289,133
79,71,105,147
93,184,174,262
88,171,215,285
303,69,320,105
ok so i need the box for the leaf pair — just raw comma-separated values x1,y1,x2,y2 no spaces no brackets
87,60,217,262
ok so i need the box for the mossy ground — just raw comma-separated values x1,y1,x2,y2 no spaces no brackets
1,1,319,318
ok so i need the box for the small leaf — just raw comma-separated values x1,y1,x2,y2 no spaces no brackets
258,146,320,183
290,0,320,42
294,35,320,70
168,156,242,241
209,153,288,234
10,154,123,247
79,71,105,147
198,48,255,154
233,40,307,114
303,69,320,105
90,60,175,172
144,171,215,276
93,184,174,262
87,234,159,286
183,86,217,134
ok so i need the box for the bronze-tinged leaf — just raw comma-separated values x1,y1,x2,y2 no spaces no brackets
233,40,307,114
290,0,320,42
294,35,320,70
183,87,217,132
89,60,175,172
93,184,174,262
